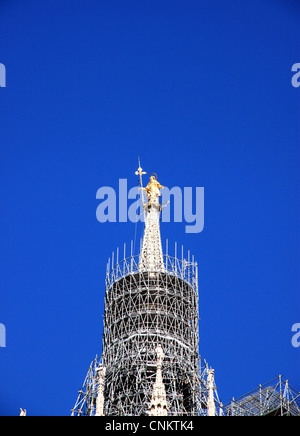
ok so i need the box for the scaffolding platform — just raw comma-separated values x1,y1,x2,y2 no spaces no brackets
223,376,300,416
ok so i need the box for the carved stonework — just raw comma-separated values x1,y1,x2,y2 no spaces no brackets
149,345,168,416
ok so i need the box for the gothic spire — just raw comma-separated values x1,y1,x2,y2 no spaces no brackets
137,164,164,272
149,345,168,416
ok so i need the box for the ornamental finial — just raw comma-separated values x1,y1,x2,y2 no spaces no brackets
135,156,147,178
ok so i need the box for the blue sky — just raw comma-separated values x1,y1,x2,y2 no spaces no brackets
0,0,299,415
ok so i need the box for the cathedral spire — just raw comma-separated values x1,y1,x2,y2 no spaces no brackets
95,364,106,416
137,163,164,273
207,368,216,416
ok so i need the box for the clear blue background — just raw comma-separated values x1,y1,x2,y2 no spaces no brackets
0,0,299,415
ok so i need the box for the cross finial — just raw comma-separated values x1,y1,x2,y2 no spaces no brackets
135,157,147,178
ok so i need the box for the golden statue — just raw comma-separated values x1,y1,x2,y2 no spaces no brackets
135,160,163,207
144,173,164,205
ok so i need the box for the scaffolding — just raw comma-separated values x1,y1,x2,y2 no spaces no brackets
71,355,223,416
71,342,300,417
71,356,101,416
223,376,300,416
198,357,223,416
103,247,200,415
